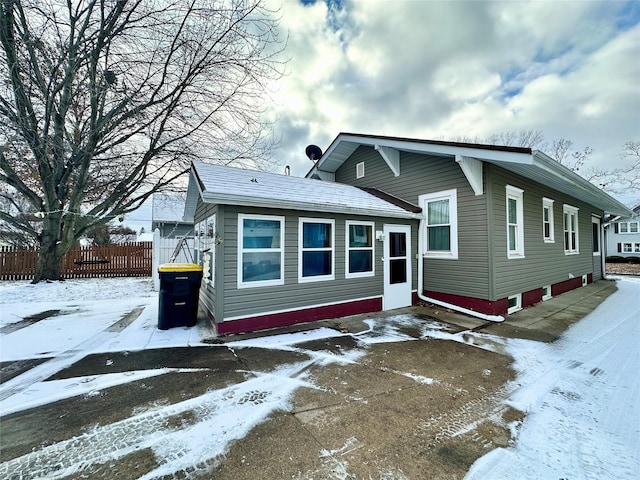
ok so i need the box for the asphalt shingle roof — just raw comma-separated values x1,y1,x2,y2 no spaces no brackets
191,161,421,219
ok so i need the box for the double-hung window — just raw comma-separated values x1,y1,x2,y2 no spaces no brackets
299,218,334,282
238,214,284,288
346,221,374,278
420,189,458,259
542,197,555,243
506,186,524,258
563,205,579,254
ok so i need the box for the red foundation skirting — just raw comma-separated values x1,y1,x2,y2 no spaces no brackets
425,275,591,316
215,297,383,335
552,277,584,296
421,291,508,316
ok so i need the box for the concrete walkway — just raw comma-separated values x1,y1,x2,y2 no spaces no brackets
420,279,618,342
220,279,618,344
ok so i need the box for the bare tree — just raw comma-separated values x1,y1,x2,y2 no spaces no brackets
0,0,285,282
449,130,638,204
586,141,640,199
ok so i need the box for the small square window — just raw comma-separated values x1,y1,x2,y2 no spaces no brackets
542,286,552,301
507,294,522,314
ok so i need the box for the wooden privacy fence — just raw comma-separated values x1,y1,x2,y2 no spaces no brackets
0,242,152,280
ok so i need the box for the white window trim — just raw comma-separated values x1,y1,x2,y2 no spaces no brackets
592,216,601,257
619,221,639,234
634,243,640,253
622,243,633,253
507,293,522,314
237,214,285,289
542,285,552,301
506,185,525,259
299,217,335,283
356,161,365,179
563,204,580,255
542,197,555,243
419,189,458,259
345,220,375,279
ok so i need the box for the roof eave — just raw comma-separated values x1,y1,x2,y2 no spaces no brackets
200,192,421,220
532,151,633,216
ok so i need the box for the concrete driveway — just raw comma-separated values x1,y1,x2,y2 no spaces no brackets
0,280,617,479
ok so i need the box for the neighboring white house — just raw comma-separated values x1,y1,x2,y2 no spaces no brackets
152,192,193,239
606,204,640,257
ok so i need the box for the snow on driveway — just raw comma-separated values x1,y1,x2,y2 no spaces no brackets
465,277,640,480
1,277,639,479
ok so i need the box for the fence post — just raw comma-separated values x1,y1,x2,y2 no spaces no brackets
152,228,160,291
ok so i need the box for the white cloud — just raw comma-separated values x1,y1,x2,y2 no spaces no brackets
267,0,640,178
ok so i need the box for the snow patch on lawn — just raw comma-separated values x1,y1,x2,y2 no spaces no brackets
1,277,638,479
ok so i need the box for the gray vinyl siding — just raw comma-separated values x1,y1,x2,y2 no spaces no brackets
488,164,605,299
211,204,417,321
334,146,491,300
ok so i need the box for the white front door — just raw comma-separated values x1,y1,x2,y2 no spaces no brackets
383,224,412,310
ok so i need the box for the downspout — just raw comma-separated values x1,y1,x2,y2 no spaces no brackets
416,215,504,323
602,216,620,278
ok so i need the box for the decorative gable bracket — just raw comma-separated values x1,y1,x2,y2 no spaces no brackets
455,154,483,196
374,145,400,177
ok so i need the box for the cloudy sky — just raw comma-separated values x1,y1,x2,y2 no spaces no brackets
265,0,640,178
127,0,639,230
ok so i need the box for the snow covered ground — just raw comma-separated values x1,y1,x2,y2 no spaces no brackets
0,277,638,479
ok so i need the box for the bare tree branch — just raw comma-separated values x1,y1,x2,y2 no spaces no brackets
0,0,286,281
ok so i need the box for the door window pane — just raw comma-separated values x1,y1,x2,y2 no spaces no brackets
390,259,407,284
389,232,406,257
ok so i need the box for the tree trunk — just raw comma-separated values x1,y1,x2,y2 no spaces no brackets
32,238,65,283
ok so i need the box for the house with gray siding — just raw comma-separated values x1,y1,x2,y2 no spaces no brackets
152,193,193,239
605,204,640,257
185,133,631,335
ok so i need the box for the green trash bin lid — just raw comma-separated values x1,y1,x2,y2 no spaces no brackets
158,263,203,273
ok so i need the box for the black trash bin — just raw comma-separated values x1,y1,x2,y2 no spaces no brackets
158,263,203,330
